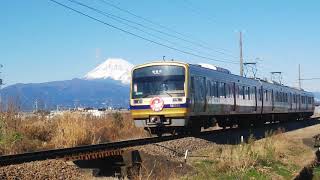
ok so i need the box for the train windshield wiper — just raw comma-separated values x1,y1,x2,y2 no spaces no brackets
142,94,150,98
164,91,173,97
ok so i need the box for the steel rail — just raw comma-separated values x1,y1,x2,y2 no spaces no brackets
0,134,186,166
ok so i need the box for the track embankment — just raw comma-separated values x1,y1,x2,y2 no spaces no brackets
0,119,319,179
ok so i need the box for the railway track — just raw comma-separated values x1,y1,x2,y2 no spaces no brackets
0,134,187,166
1,117,319,167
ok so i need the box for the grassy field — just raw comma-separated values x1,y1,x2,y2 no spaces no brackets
313,165,320,180
184,129,315,180
0,110,147,155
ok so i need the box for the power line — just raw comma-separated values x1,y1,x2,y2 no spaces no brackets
68,0,238,63
48,0,238,64
300,78,320,80
97,0,238,59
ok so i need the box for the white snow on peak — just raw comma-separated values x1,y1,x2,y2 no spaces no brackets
84,58,134,84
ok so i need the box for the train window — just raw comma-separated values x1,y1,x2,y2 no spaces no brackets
240,86,245,99
209,80,213,96
289,93,292,103
293,94,295,103
212,81,218,97
259,88,262,101
224,83,227,98
206,80,211,97
236,85,240,98
227,84,232,98
220,83,226,98
215,82,219,97
265,90,268,101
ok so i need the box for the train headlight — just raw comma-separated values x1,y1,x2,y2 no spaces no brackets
150,116,161,123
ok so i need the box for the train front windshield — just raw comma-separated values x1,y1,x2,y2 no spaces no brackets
132,65,185,98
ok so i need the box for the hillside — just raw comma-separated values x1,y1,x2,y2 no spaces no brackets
1,78,129,111
1,58,133,111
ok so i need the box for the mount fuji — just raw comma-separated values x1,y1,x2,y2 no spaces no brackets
84,58,133,84
1,58,134,111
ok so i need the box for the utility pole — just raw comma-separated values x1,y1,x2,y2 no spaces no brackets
239,31,244,76
298,64,301,89
35,99,38,112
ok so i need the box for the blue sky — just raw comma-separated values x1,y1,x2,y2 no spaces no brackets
1,0,319,91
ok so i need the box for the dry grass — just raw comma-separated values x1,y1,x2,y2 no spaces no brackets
188,129,314,179
0,110,147,155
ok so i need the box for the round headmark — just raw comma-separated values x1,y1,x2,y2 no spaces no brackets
150,97,164,112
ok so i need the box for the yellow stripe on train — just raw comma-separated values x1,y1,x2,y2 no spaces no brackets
131,108,188,119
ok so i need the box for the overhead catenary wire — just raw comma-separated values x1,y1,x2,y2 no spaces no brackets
48,0,239,64
300,78,320,80
97,0,239,59
67,0,238,63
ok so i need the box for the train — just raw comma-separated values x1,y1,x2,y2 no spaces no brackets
129,61,315,136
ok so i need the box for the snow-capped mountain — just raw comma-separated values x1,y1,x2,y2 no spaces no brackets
84,58,134,84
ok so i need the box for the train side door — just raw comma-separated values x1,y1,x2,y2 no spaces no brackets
271,90,274,111
260,86,264,114
190,76,195,111
289,93,292,110
233,82,236,111
254,86,258,111
194,76,206,113
298,95,301,110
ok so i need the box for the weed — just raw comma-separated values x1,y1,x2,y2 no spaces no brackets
112,111,124,129
0,109,147,155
